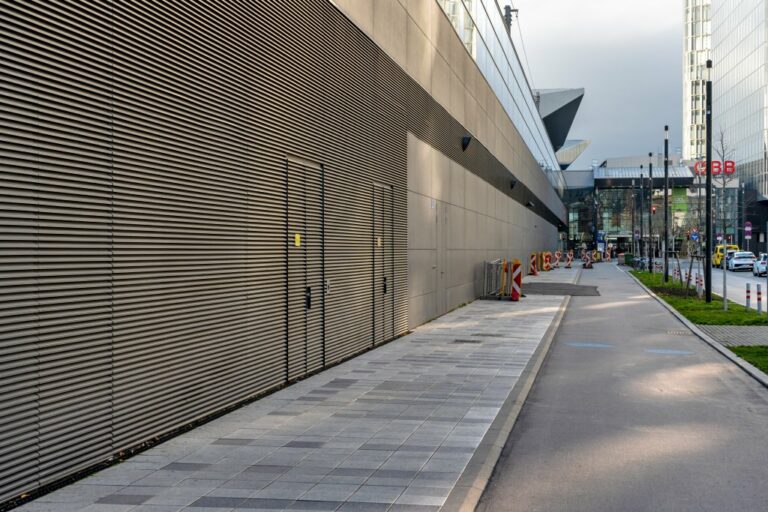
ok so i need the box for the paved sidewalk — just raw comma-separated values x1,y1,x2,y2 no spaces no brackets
16,272,572,512
698,325,768,347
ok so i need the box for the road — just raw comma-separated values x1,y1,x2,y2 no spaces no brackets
665,260,768,308
477,263,768,512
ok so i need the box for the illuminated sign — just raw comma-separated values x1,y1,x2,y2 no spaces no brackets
693,160,736,175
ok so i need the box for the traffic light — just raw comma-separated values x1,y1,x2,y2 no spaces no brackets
652,205,657,215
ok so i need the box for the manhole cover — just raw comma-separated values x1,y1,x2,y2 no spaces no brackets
453,339,482,344
667,329,692,336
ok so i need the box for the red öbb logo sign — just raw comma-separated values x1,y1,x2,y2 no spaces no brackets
694,160,736,175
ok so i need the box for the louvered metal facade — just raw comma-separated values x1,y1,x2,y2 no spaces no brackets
0,0,564,504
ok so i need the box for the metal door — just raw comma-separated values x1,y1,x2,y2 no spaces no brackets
373,184,395,345
286,159,324,381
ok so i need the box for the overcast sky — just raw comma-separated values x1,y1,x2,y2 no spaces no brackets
509,0,683,168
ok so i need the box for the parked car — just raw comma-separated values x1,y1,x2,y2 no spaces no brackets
728,251,756,272
723,250,736,269
754,253,768,276
713,244,740,267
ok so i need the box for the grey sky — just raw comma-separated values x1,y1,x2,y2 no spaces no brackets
509,0,683,168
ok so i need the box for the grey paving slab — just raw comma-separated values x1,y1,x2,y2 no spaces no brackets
15,269,572,512
698,324,768,346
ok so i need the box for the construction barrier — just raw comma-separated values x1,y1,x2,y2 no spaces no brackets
543,252,552,272
584,250,593,269
604,247,611,263
747,283,752,310
554,250,562,269
511,259,522,301
592,249,599,263
565,249,574,269
529,253,539,276
759,284,763,315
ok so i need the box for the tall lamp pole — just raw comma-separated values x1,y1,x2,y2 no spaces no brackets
631,179,636,256
664,126,670,282
640,171,645,265
705,59,713,302
649,153,654,274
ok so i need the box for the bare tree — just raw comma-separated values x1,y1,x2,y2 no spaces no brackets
714,129,738,243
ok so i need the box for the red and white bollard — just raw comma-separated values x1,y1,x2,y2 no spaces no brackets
529,253,539,276
511,259,522,301
746,283,752,310
584,251,593,269
758,284,763,315
565,250,574,269
554,250,562,269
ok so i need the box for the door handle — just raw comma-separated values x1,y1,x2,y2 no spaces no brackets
383,276,387,294
305,286,312,309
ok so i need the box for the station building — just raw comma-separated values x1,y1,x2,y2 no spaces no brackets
0,0,585,502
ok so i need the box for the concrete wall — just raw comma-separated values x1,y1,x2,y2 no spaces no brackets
408,133,557,328
330,0,566,222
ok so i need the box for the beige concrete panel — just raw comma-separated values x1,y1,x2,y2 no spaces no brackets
405,0,432,38
431,52,451,108
448,160,465,208
449,36,466,85
406,16,433,92
464,210,480,249
480,181,493,218
407,133,432,196
408,292,437,330
408,249,437,297
432,149,450,203
373,0,407,67
494,189,506,221
463,172,480,213
407,191,436,250
330,0,374,36
446,204,465,249
463,51,477,100
449,71,465,125
430,7,453,61
447,283,474,311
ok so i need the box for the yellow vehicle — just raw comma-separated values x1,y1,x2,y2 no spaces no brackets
713,244,739,267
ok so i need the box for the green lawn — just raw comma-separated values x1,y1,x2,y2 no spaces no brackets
629,270,768,326
730,346,768,373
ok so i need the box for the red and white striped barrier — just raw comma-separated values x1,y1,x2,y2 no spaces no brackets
584,251,593,269
554,250,562,269
565,250,574,269
758,284,763,315
604,247,611,263
746,283,752,310
529,253,539,276
511,259,522,301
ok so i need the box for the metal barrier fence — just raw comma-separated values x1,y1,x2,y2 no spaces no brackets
483,259,510,298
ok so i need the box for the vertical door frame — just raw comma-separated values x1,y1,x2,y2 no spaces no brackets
284,156,325,381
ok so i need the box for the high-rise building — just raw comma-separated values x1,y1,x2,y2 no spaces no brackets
711,0,768,239
683,0,712,162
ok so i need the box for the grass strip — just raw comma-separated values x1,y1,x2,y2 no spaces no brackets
630,270,768,326
730,346,768,374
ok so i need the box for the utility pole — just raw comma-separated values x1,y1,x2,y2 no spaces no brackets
705,59,713,302
664,126,670,282
649,153,654,274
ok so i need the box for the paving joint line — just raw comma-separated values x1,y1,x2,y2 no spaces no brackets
441,268,578,511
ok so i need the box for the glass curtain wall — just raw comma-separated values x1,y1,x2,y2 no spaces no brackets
436,0,565,194
683,0,711,162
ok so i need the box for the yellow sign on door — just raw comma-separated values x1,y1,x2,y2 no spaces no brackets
294,233,301,247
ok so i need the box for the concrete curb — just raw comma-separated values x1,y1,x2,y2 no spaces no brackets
441,271,577,511
624,269,768,390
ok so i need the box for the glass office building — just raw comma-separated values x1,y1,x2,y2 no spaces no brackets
683,0,711,162
712,0,768,200
437,0,565,193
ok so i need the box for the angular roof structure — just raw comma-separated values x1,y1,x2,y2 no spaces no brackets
556,139,591,170
534,88,585,153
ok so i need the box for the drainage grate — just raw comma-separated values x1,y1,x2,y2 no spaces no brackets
667,330,692,336
453,339,482,344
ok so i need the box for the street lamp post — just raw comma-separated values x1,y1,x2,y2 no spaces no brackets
640,171,645,265
631,179,636,256
664,126,670,282
649,153,654,274
705,59,713,302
